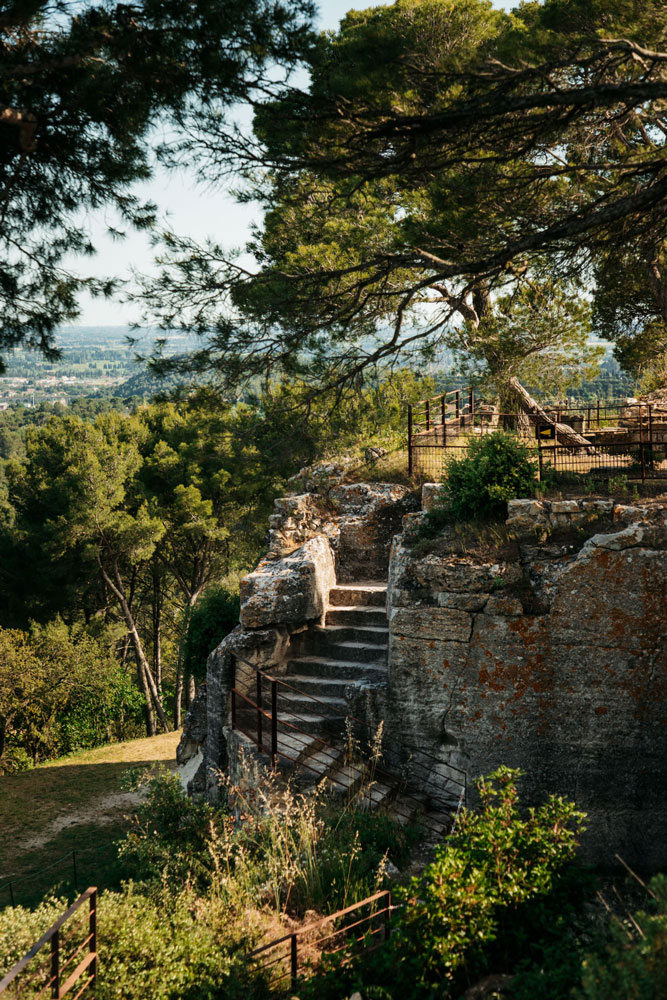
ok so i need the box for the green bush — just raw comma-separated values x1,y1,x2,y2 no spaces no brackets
576,874,667,1000
306,767,587,1000
117,770,219,885
430,431,538,524
0,887,263,1000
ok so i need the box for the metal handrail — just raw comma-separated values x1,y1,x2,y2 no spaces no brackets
249,890,393,993
0,888,97,998
231,654,467,820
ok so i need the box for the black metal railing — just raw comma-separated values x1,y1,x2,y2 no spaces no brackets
230,655,467,832
0,887,97,998
407,395,667,482
249,889,393,994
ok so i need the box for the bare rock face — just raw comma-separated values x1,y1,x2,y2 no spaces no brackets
385,499,667,870
177,683,207,766
266,480,418,580
421,482,444,511
240,535,336,628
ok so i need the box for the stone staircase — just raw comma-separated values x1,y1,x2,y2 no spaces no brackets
279,581,389,733
233,579,455,839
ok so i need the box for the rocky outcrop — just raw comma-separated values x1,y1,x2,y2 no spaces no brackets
267,482,418,580
182,463,667,870
180,475,417,797
240,536,336,628
383,493,667,869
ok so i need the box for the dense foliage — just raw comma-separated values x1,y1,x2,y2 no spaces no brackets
422,432,538,530
180,586,240,682
0,620,143,771
0,766,600,1000
305,767,589,1000
0,372,429,750
139,0,667,397
0,0,314,367
4,763,662,1000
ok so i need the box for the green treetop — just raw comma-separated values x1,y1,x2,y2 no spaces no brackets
139,0,667,396
0,0,314,370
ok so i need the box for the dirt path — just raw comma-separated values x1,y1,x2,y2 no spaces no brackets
1,732,180,882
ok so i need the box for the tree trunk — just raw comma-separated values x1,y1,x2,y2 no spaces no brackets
138,660,156,736
186,673,196,709
174,668,184,729
508,376,595,450
99,559,170,732
152,560,162,691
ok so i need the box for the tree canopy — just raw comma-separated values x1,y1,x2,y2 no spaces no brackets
139,0,667,393
0,0,314,370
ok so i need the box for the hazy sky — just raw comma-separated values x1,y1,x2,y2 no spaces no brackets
75,0,508,325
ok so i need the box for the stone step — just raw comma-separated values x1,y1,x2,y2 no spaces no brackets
326,641,388,664
306,623,389,647
298,745,345,781
328,583,387,608
284,674,357,698
277,691,348,718
275,731,322,767
356,781,395,811
325,762,367,796
286,656,388,681
325,606,388,627
277,711,346,736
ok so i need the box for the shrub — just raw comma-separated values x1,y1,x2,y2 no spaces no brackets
576,874,667,1000
0,886,264,1000
430,431,538,524
117,769,219,885
306,767,587,1000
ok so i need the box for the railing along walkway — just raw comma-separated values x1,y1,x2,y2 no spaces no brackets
249,889,393,994
230,654,467,833
408,392,667,482
0,888,97,998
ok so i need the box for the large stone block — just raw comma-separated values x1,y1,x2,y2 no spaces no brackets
421,483,444,511
240,535,336,628
390,606,473,643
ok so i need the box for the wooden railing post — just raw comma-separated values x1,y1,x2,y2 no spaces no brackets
407,405,413,477
231,688,237,729
441,395,446,446
290,933,298,993
425,398,430,431
90,890,97,986
50,928,59,999
256,671,262,753
271,679,277,766
455,390,460,420
469,388,474,419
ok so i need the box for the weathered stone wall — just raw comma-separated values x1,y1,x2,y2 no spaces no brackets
178,477,417,795
384,495,667,870
267,480,417,580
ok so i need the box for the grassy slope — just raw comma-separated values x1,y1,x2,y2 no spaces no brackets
0,732,180,909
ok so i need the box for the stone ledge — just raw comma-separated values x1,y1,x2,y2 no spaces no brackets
240,535,336,628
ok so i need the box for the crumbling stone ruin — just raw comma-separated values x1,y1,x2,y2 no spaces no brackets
179,470,667,870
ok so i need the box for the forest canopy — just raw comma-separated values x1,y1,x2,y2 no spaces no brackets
138,0,667,393
0,0,314,370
